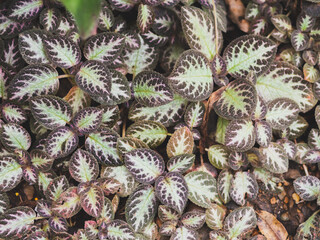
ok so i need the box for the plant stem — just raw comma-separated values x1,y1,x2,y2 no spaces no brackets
303,164,309,176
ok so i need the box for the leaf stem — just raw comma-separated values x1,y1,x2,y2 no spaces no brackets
302,164,309,176
57,74,75,79
212,0,219,56
122,118,126,137
167,133,172,136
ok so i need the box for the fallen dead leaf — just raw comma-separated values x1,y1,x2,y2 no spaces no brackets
225,0,250,32
256,210,289,240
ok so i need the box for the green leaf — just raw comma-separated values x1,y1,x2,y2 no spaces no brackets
207,144,230,169
60,0,102,39
295,209,320,239
260,142,288,174
0,123,31,151
217,169,232,204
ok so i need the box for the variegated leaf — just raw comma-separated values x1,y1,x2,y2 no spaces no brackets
161,43,185,73
167,127,194,158
125,184,157,231
80,185,104,218
39,8,61,32
260,142,288,174
0,155,22,192
0,193,9,214
30,95,73,130
181,6,221,60
85,128,121,166
63,86,91,116
294,176,320,201
159,220,177,236
253,168,283,193
97,178,121,196
98,5,114,31
22,165,38,184
124,148,164,184
224,35,276,78
167,154,195,174
281,115,309,140
230,171,258,206
103,165,138,197
276,138,296,160
123,35,159,76
45,126,78,158
104,220,135,240
302,50,317,66
37,171,55,193
100,105,120,128
52,187,81,218
181,211,205,230
122,31,140,49
8,64,59,102
48,216,68,233
35,199,52,217
297,12,315,32
0,123,31,151
73,107,103,134
141,30,169,47
225,119,255,152
303,63,320,83
8,0,43,21
308,128,320,150
249,17,268,35
133,70,173,107
0,8,31,38
75,60,112,97
302,150,320,164
185,171,220,208
128,94,188,127
44,35,81,68
294,143,310,164
217,169,232,204
97,197,114,225
224,207,257,239
0,206,36,238
18,29,49,65
97,69,131,105
55,15,75,36
271,14,292,33
255,121,272,148
295,209,320,240
206,203,226,230
265,98,299,130
137,4,154,33
0,66,10,100
117,137,149,158
155,172,188,214
158,205,179,222
168,49,213,101
45,176,69,202
215,117,229,145
83,33,125,64
30,149,53,172
108,0,138,12
184,102,205,129
228,151,247,171
207,144,229,169
69,149,99,183
126,121,167,148
213,79,257,120
291,30,309,52
171,226,199,240
1,103,27,124
1,38,25,71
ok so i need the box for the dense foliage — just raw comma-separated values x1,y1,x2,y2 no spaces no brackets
0,0,319,239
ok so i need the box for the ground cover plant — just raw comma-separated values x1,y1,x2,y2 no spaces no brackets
0,0,319,239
